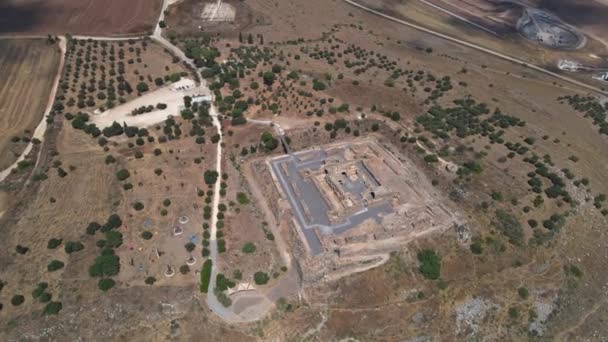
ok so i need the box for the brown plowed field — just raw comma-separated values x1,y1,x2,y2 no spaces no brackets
0,0,162,36
0,39,60,170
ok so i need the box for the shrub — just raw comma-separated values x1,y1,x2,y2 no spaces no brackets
236,192,249,205
86,222,101,235
47,238,63,249
200,260,213,293
11,295,25,306
495,209,523,246
417,249,441,280
312,79,327,91
98,278,116,291
39,292,52,303
254,272,270,285
43,301,62,315
141,231,153,240
32,282,48,299
15,245,29,254
242,242,256,254
185,242,196,252
116,169,130,181
145,276,156,285
180,265,190,274
133,202,144,211
518,287,529,299
47,260,65,272
64,241,84,254
470,242,483,255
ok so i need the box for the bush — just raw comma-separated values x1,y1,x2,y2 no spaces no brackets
86,222,101,235
141,231,153,240
242,242,256,254
43,301,62,315
64,241,84,254
136,82,149,93
200,260,213,293
236,192,249,205
145,276,156,285
98,278,116,291
185,242,196,252
180,265,190,274
254,271,270,285
32,282,48,299
508,307,520,319
116,169,130,181
47,238,63,249
495,209,524,246
518,287,529,299
312,79,327,91
470,242,483,255
15,245,29,254
132,202,144,211
417,249,441,280
47,260,65,272
11,295,25,306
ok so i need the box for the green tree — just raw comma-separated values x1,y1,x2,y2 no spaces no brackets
47,238,63,249
43,301,62,315
98,278,116,291
242,242,256,254
116,169,130,181
263,71,275,86
136,82,149,93
47,260,65,272
11,295,25,306
254,272,270,285
200,260,213,293
65,241,84,254
417,249,441,280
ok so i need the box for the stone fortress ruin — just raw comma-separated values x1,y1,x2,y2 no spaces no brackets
268,139,459,280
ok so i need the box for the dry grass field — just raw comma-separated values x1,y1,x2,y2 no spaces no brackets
0,39,60,170
0,0,162,36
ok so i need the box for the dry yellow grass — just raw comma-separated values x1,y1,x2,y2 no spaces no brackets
0,39,60,170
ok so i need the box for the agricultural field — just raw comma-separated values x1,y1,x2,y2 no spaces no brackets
0,0,162,36
0,38,61,170
1,0,608,340
59,38,190,117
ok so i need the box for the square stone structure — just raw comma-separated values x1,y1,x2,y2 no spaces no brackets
269,139,456,256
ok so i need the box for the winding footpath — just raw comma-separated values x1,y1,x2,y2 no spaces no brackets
343,0,608,96
152,0,277,322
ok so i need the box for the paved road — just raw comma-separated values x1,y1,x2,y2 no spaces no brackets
0,37,66,183
343,0,608,96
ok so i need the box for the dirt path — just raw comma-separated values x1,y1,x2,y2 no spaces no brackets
0,37,66,183
343,0,608,96
554,297,608,341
